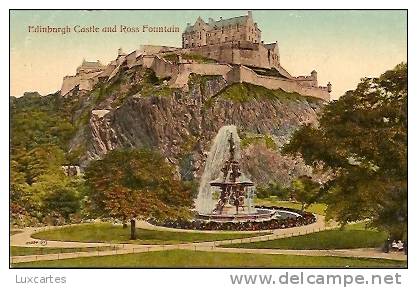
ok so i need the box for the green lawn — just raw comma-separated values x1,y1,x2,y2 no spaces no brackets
32,223,268,244
223,224,387,250
12,249,405,268
11,246,118,256
254,198,327,215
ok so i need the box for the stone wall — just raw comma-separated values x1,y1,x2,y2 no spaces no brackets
230,66,330,101
294,75,317,87
141,45,178,55
170,63,232,88
183,42,279,71
61,76,81,96
60,71,102,96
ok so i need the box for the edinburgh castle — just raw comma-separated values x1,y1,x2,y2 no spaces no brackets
61,11,332,101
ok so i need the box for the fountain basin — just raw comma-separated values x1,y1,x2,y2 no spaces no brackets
198,208,277,222
197,208,302,222
148,206,315,231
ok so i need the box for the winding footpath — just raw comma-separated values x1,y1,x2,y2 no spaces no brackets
10,215,406,265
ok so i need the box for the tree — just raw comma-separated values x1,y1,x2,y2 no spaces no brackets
10,92,79,225
256,181,290,200
283,63,407,238
41,179,82,221
290,176,321,212
84,149,193,240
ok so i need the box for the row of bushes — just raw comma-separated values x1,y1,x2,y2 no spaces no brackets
148,206,316,231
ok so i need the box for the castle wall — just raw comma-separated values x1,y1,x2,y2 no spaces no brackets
179,63,232,75
60,71,102,96
61,75,80,96
151,56,179,78
136,54,330,101
79,79,93,91
233,66,330,101
294,76,317,87
170,63,232,88
126,50,142,68
183,42,280,71
141,45,179,55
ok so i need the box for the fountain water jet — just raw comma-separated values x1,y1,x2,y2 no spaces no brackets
195,125,242,214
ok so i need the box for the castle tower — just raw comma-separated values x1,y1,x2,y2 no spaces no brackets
327,82,332,93
311,70,318,87
118,47,126,56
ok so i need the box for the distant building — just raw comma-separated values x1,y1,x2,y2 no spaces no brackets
182,11,280,70
182,11,261,48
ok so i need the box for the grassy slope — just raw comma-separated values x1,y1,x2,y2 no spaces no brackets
13,250,405,268
32,223,268,244
11,246,117,256
217,82,322,104
254,198,327,215
223,224,387,250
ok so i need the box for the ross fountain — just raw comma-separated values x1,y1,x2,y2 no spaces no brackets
195,125,241,214
197,126,277,222
149,125,316,230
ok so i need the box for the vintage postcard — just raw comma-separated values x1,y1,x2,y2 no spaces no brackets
9,9,407,274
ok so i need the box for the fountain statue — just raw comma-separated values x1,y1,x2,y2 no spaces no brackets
210,132,254,215
195,125,242,214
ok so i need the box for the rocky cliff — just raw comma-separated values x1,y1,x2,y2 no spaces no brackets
66,63,325,186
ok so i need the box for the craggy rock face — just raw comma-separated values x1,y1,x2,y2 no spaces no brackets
68,66,324,186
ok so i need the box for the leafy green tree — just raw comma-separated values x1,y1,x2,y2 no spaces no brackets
256,182,289,199
283,63,407,238
290,176,321,212
41,177,82,221
84,149,193,240
10,92,82,225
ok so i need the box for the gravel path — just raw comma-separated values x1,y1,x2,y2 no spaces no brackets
10,215,406,264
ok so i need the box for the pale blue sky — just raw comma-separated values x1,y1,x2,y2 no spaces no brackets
10,10,407,98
